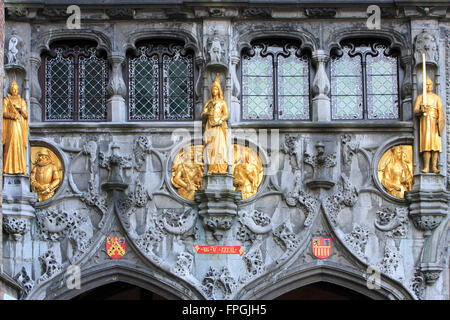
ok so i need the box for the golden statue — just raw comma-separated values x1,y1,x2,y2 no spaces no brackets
378,145,413,198
232,144,263,200
414,56,445,173
172,144,264,201
30,148,62,202
201,73,229,174
171,145,204,200
3,80,28,175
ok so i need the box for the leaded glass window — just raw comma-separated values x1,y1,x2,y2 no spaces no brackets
242,41,310,121
128,42,194,121
43,43,108,121
330,42,399,120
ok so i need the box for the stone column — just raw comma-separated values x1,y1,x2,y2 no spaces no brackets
406,174,449,289
106,54,127,122
29,53,42,122
311,50,331,121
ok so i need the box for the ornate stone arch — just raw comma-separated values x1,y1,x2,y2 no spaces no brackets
239,262,415,300
123,28,201,58
36,262,204,300
236,28,318,55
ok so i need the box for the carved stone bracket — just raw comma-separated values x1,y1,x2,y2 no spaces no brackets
2,216,29,241
304,142,337,190
406,174,449,286
14,266,34,299
195,174,241,242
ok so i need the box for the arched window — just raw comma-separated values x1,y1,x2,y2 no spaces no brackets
330,40,399,120
241,40,310,121
42,40,108,121
127,41,194,121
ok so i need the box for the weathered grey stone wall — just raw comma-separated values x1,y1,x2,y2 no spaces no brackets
1,2,449,300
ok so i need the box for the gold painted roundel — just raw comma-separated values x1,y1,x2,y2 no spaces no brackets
377,145,413,199
171,144,263,200
30,146,63,202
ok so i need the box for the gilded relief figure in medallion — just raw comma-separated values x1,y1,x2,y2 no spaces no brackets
171,145,204,200
378,145,413,198
414,76,445,173
232,144,263,200
3,80,28,175
30,148,62,202
201,73,229,174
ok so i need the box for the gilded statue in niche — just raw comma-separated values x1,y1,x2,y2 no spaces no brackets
201,73,229,174
171,145,204,200
30,147,63,202
3,80,28,175
172,144,263,201
232,144,263,200
414,76,445,173
378,145,413,199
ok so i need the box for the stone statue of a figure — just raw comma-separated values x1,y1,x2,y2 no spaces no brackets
413,77,445,173
202,73,229,174
3,80,28,175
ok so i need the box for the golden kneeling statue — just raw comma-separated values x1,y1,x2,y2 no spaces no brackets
378,145,413,198
171,145,204,200
202,73,229,174
3,80,28,175
30,148,62,202
232,144,263,200
414,77,445,173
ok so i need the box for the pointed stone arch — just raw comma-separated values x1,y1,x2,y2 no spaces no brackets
40,262,204,300
238,262,415,300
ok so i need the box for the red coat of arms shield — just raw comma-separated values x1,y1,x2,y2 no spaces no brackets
106,237,126,259
312,238,332,259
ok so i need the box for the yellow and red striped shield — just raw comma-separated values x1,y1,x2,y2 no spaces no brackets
312,238,332,259
106,237,126,259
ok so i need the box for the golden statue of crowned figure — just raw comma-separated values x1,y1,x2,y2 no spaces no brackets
3,80,28,175
201,73,229,174
413,54,445,174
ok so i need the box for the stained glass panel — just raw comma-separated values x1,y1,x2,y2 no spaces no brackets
278,54,309,120
163,49,194,120
366,46,398,119
242,46,273,120
45,49,74,120
330,47,363,120
129,49,159,120
79,51,108,120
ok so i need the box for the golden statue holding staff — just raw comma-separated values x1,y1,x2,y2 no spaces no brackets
413,55,445,173
3,80,28,175
30,148,62,202
202,73,229,174
378,145,413,198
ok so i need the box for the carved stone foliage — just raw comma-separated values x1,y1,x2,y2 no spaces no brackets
304,142,337,189
242,246,265,280
99,143,132,183
411,267,425,300
285,173,320,227
133,136,152,171
341,134,359,166
35,209,91,255
283,135,301,171
14,267,34,299
38,249,62,283
375,207,408,238
273,222,300,252
323,174,358,225
171,252,194,277
378,245,401,276
202,266,237,300
343,224,369,261
2,216,28,241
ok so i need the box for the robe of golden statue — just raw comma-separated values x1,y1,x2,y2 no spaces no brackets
3,81,28,175
30,147,62,202
378,145,413,199
201,73,229,174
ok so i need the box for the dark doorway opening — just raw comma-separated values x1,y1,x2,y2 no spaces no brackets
72,281,167,300
274,281,372,300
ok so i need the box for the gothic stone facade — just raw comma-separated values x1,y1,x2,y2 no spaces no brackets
1,0,449,300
